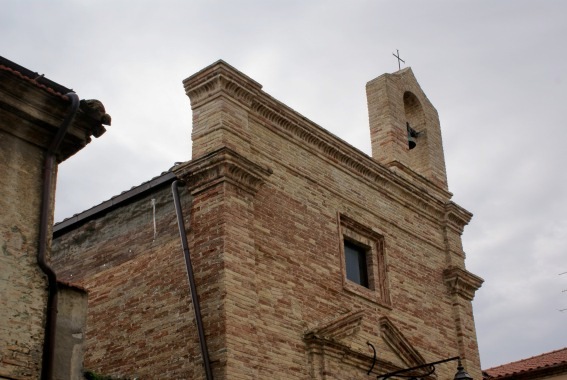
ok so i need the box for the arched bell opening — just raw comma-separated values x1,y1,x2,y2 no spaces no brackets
403,91,425,150
403,91,430,176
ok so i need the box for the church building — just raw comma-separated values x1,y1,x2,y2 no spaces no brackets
52,60,483,379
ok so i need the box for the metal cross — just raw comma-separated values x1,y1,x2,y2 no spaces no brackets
392,49,405,70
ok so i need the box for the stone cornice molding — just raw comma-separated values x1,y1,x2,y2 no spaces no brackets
251,95,454,223
386,160,452,201
173,147,272,195
183,60,262,110
445,202,473,234
444,266,484,301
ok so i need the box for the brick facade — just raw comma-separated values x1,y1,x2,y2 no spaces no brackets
52,61,482,379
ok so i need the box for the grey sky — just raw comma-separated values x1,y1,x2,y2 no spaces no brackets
2,0,566,369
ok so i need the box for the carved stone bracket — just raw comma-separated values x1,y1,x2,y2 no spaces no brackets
173,147,272,196
445,202,473,235
443,266,484,301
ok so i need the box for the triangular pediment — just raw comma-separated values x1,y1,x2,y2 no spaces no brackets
379,317,426,369
304,311,429,379
304,310,364,341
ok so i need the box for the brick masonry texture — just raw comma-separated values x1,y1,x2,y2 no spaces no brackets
0,132,47,379
52,61,483,379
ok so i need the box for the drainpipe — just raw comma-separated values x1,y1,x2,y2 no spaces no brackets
172,180,214,380
38,92,80,379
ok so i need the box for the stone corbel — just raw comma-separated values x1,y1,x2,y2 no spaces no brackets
445,202,473,235
443,266,484,301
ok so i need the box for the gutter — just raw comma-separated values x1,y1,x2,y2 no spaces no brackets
38,92,80,379
172,180,214,380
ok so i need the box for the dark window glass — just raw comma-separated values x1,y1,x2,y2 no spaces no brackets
344,240,368,288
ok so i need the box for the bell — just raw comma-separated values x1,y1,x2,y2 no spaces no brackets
407,122,417,150
408,135,417,150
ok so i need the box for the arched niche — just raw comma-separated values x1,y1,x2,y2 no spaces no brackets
403,91,425,132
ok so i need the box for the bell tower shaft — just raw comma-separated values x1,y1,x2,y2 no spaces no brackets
366,68,448,190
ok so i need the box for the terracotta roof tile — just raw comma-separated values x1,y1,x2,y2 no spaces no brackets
0,56,71,100
484,347,567,378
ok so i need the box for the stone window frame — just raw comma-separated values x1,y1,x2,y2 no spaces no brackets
338,214,391,307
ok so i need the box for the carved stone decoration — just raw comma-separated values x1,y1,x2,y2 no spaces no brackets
443,266,484,301
173,147,272,195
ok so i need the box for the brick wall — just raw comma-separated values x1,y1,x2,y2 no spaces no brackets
52,61,482,379
0,132,47,379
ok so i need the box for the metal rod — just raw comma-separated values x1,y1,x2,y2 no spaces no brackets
367,342,377,375
172,181,214,380
376,356,460,379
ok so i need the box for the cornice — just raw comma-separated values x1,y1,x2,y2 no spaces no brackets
443,266,484,301
173,147,272,195
0,70,109,161
251,95,453,223
183,60,262,109
445,202,473,234
182,61,471,225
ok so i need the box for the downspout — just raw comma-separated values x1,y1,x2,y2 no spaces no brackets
172,180,214,380
38,92,80,379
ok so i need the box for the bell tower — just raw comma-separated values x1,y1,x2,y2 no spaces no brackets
366,68,448,190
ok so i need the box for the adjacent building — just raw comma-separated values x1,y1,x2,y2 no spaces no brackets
0,56,109,379
483,347,567,380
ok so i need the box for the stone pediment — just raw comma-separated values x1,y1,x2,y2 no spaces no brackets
305,310,365,343
304,311,428,379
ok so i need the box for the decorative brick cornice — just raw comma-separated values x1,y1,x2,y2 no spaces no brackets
445,202,473,234
444,266,484,301
183,60,262,109
173,147,272,195
250,92,454,224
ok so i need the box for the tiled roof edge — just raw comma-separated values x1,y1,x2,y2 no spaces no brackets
0,56,72,100
483,347,567,378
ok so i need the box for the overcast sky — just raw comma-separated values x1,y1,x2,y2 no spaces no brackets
3,0,566,369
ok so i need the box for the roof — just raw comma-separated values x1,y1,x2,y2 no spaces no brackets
0,55,72,99
483,347,567,379
53,170,177,237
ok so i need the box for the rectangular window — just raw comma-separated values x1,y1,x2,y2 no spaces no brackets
344,240,369,288
338,214,391,306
